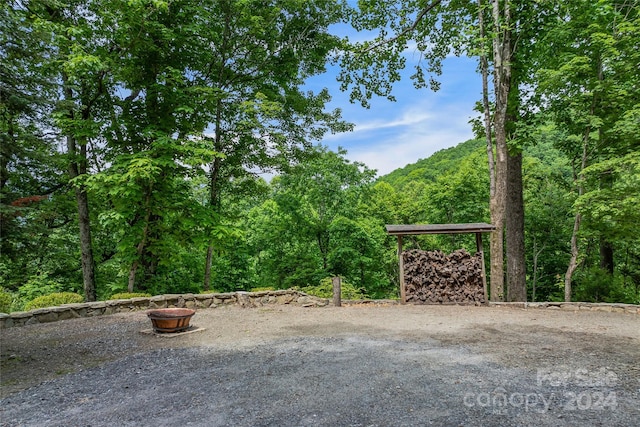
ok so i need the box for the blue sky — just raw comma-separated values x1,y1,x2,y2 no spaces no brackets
306,36,482,177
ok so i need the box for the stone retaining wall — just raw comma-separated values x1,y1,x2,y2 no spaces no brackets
489,301,640,314
342,299,640,315
0,290,328,329
0,292,637,329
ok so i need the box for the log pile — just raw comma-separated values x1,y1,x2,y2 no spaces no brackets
403,249,485,304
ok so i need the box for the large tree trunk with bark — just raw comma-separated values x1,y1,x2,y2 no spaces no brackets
203,11,232,291
204,244,215,291
67,135,97,301
75,187,97,301
203,149,222,291
489,148,507,302
203,127,223,291
487,0,512,302
478,0,503,301
63,70,97,301
506,150,526,301
503,42,527,302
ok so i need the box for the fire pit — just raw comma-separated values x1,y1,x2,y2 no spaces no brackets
147,308,196,333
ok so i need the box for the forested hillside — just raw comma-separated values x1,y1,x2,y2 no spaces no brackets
380,139,485,189
1,0,638,311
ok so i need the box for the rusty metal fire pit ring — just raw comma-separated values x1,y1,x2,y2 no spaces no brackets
147,308,196,333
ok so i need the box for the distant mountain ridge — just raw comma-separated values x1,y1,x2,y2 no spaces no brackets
378,139,484,188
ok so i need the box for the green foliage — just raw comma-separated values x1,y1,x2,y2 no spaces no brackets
532,0,640,300
576,152,640,244
422,148,490,252
24,292,84,311
300,277,368,300
208,246,257,293
574,268,639,304
338,0,475,107
3,0,348,298
248,146,385,293
250,287,276,292
16,272,79,303
328,216,395,298
109,292,151,300
522,135,575,302
0,287,13,313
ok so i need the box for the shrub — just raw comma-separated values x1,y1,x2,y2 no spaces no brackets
18,277,62,302
250,286,276,292
109,292,152,300
0,287,13,313
24,292,84,311
300,277,368,300
573,267,637,303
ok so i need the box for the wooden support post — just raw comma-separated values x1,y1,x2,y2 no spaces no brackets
476,232,488,304
398,235,406,304
332,276,341,307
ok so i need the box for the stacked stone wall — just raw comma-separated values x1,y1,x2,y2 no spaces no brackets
0,290,328,328
1,292,637,329
489,301,640,314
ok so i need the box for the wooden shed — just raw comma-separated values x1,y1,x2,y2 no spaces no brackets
386,223,496,304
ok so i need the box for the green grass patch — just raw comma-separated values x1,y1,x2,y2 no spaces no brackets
250,286,276,292
109,292,152,300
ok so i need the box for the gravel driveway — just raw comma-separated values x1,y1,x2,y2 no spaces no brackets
1,304,639,426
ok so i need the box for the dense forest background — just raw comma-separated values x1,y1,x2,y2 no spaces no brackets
1,0,639,311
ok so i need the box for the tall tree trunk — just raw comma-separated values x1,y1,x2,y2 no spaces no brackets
598,169,614,275
531,236,545,303
63,72,97,302
203,159,221,292
66,134,97,301
203,9,231,291
488,0,512,301
203,152,222,292
478,0,502,300
203,104,224,291
504,37,526,301
564,135,589,301
506,150,526,301
489,160,507,301
599,239,614,275
128,191,152,292
204,244,215,291
565,213,581,302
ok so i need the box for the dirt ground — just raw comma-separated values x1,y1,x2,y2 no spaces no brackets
1,304,639,426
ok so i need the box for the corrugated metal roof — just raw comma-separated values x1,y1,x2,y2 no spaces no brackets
385,223,496,235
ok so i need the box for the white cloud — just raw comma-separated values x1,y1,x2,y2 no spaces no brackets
337,108,433,134
325,100,476,176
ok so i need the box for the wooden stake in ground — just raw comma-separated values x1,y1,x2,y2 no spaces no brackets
332,276,341,307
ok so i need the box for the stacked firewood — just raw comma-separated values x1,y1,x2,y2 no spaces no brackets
403,249,485,304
